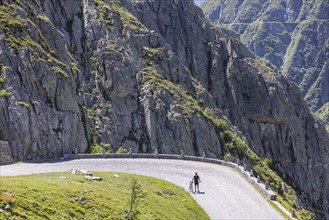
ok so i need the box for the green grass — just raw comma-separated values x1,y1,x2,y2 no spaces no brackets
36,14,51,23
253,58,276,77
0,89,10,97
0,66,10,83
17,101,29,108
88,143,103,154
315,103,329,132
140,67,203,117
87,139,126,154
71,62,79,74
141,47,164,64
0,172,209,220
94,0,148,35
116,146,129,154
51,66,70,78
315,103,329,122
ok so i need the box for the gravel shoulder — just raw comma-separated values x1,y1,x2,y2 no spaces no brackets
0,158,285,220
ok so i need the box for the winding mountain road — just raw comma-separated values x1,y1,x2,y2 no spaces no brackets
0,158,284,219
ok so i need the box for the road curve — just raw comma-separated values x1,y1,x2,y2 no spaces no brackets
0,158,284,220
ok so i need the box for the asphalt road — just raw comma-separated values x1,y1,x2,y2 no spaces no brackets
0,158,284,220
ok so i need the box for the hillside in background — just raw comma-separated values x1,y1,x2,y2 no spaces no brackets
202,0,329,131
0,0,329,218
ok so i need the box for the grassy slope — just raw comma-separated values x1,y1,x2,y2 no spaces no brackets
315,103,329,132
0,172,209,220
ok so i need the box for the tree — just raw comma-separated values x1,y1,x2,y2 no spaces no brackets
126,179,144,219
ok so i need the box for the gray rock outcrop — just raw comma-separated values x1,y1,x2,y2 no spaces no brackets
0,141,13,164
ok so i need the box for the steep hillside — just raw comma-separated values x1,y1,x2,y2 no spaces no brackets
202,0,329,124
0,0,329,218
315,103,329,132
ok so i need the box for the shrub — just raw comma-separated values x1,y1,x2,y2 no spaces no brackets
116,146,128,154
87,137,103,153
0,89,10,97
126,179,144,219
264,157,273,168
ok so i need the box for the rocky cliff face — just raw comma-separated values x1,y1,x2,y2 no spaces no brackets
0,0,328,218
202,0,329,126
316,103,329,132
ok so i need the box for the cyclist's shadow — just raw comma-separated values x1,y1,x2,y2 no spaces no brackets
193,191,205,194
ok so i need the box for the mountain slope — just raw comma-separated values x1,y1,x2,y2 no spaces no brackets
202,0,329,123
0,0,328,218
316,103,329,132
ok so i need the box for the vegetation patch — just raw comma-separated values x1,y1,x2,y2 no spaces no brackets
87,137,111,154
141,47,164,64
315,103,329,132
93,0,148,35
116,146,129,154
315,103,329,122
0,172,209,219
97,39,132,63
0,89,10,97
252,58,276,77
71,62,79,74
51,66,70,79
0,66,10,84
81,103,112,153
17,101,29,108
140,67,203,116
36,14,51,24
87,138,102,153
0,2,71,79
0,66,9,97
